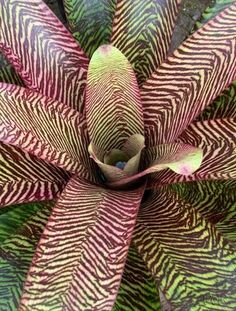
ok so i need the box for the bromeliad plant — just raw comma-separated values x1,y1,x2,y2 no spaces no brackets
0,0,236,309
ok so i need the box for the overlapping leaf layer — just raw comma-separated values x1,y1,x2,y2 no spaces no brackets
133,189,236,309
0,201,53,310
142,3,236,146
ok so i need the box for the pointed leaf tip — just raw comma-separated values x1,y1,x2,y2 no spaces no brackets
97,44,113,55
92,44,121,58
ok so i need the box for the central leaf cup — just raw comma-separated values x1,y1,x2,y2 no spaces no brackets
88,134,145,183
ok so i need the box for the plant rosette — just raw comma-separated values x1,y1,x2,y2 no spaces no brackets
0,0,236,310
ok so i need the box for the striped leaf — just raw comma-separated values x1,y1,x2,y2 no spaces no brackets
0,83,94,179
63,0,116,57
193,0,236,122
133,188,236,309
86,45,144,151
0,142,68,207
141,3,236,146
197,80,236,121
0,201,53,310
195,0,236,30
147,118,236,188
108,143,202,189
171,180,236,245
143,143,203,176
0,0,88,111
20,176,145,310
111,0,181,85
113,245,161,311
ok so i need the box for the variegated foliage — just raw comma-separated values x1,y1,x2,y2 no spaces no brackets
0,0,236,310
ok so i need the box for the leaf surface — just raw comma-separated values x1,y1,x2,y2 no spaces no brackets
20,176,145,310
108,143,202,189
86,45,144,151
63,0,116,57
195,0,236,29
133,188,236,309
197,81,236,121
0,142,68,207
0,83,94,179
113,245,161,311
0,201,53,310
111,0,181,85
147,118,236,188
171,180,236,245
0,0,88,111
141,3,236,146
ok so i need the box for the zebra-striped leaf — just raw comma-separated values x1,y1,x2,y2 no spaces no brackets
195,0,236,30
108,143,202,189
86,45,144,151
0,0,88,111
144,143,203,176
63,0,116,58
147,118,236,188
111,0,181,85
197,81,236,121
0,83,95,179
171,180,236,245
0,201,53,310
133,188,236,309
20,176,145,310
0,142,68,207
194,0,236,122
113,245,161,311
141,2,236,146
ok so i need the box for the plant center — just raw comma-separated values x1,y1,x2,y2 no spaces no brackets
115,161,127,170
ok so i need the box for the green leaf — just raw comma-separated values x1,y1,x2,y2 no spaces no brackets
0,201,49,242
197,80,236,121
0,201,53,310
0,83,95,180
171,180,236,244
0,0,88,111
63,0,116,58
111,0,181,85
20,176,145,310
86,45,144,151
141,2,236,146
0,142,68,207
113,245,161,311
195,0,236,29
133,188,236,309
